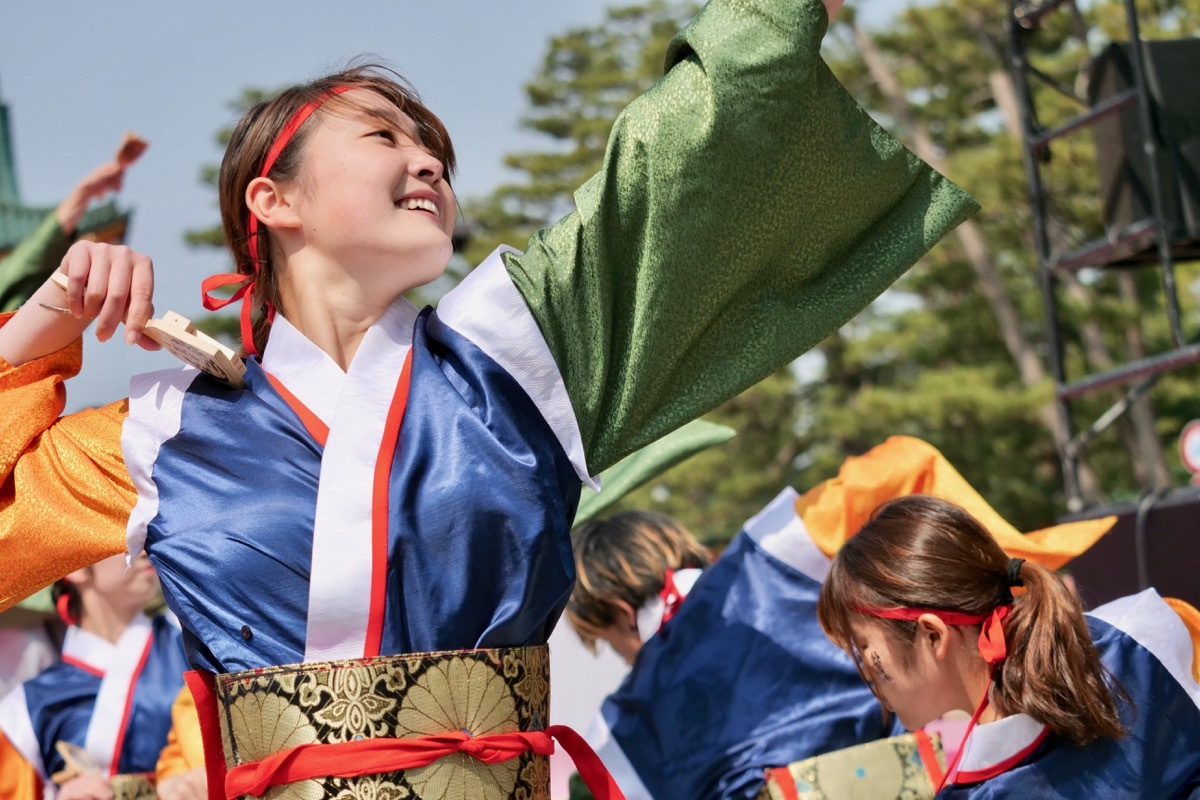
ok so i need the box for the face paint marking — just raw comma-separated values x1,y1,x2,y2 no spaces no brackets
871,651,894,683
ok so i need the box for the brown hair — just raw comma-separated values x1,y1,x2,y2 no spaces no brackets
567,511,712,650
817,494,1125,745
218,61,457,353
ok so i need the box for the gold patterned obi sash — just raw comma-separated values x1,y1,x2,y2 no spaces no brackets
758,731,945,800
186,645,622,800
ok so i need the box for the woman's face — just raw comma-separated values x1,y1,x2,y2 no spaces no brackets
80,553,160,617
848,617,956,730
282,88,458,296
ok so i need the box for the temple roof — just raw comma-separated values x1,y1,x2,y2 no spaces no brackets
0,100,18,205
0,91,132,255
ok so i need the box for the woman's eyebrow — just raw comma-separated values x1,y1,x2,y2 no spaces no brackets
357,107,419,138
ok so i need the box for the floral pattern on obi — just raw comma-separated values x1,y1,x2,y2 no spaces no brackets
214,646,550,800
758,733,944,800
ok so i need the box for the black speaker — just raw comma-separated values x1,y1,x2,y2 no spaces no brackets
1089,40,1200,256
1062,487,1200,611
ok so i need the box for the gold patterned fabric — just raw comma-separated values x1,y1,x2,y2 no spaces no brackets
758,733,943,800
213,646,551,800
110,773,157,800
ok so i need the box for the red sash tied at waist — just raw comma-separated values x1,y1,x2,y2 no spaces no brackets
225,726,620,800
185,669,625,800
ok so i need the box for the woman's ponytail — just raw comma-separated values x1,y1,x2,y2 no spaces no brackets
995,560,1125,744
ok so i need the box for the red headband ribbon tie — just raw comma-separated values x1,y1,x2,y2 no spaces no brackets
201,85,352,357
856,604,1011,664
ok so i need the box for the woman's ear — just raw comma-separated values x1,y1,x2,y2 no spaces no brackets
245,177,302,231
916,613,951,661
65,566,91,587
611,599,638,632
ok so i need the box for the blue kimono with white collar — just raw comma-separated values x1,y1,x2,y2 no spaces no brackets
0,615,186,780
937,590,1200,799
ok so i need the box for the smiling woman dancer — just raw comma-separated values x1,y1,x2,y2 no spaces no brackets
0,0,976,797
818,495,1200,799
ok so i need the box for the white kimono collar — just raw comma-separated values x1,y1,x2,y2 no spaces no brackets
954,712,1048,783
261,299,419,429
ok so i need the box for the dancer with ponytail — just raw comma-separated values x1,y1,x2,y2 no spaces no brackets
0,554,186,800
0,0,978,797
569,506,904,800
818,495,1200,798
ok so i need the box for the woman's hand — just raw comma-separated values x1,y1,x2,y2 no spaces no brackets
0,241,159,368
58,241,156,344
156,766,207,800
56,773,114,800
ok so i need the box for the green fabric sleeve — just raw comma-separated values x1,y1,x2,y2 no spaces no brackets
503,0,979,474
0,212,72,313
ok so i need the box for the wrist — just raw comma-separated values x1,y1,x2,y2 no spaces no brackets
55,195,87,235
0,279,89,367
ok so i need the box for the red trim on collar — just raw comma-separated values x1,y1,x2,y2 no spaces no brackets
106,635,154,777
60,654,105,678
364,350,414,658
265,371,330,447
951,726,1049,786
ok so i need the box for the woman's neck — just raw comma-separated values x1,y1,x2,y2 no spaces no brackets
276,257,399,371
78,603,141,645
957,653,1003,724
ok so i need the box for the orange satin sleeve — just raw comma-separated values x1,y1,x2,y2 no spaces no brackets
0,732,41,800
157,686,205,779
0,311,134,612
794,436,1115,570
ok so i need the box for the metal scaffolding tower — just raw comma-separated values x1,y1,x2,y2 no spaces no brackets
1007,0,1200,511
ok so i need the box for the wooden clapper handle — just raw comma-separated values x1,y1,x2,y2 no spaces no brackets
50,271,246,388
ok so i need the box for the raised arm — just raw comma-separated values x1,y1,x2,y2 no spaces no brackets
0,240,152,611
503,0,978,473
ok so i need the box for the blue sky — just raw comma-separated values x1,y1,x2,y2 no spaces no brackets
1,0,908,410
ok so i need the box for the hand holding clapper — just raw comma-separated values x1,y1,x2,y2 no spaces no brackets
49,271,247,387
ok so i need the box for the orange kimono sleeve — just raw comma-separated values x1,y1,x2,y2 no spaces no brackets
156,687,204,780
0,311,134,611
0,733,41,800
795,436,1115,570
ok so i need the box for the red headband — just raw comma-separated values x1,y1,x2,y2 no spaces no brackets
202,86,353,357
854,604,1011,664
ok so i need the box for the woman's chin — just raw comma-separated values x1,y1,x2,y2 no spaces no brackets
895,709,930,732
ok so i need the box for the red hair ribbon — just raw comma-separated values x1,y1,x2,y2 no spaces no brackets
201,85,352,357
55,592,78,627
659,568,685,629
